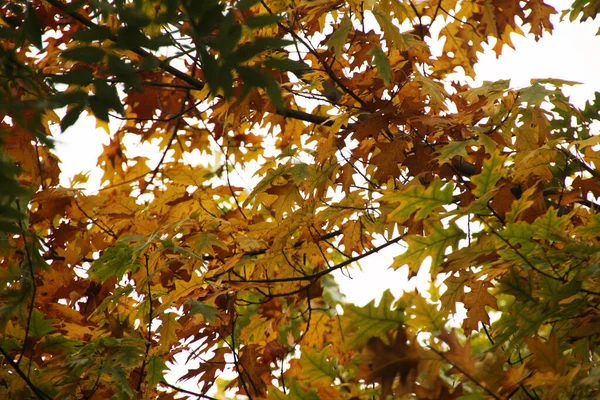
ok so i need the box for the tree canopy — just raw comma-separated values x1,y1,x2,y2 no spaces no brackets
1,0,600,398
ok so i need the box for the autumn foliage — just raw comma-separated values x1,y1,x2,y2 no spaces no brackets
1,0,600,398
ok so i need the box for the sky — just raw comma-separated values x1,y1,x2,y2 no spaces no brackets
52,0,600,309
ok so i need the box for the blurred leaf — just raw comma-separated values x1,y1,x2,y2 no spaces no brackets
369,45,391,85
61,46,106,63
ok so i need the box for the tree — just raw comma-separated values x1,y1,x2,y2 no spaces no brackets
1,0,600,398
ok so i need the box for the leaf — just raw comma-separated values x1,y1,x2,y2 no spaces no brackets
145,356,167,387
89,242,139,282
326,15,352,58
237,0,260,10
525,333,566,374
462,280,498,334
157,313,181,353
192,232,228,256
29,309,57,337
60,104,85,132
51,69,95,86
439,330,477,377
71,25,112,42
369,46,392,85
94,80,125,115
185,299,218,322
404,292,448,331
415,73,448,110
263,58,309,73
434,139,476,165
245,14,283,28
299,348,338,384
244,164,309,206
23,4,43,50
343,290,405,349
396,222,465,275
471,151,504,197
61,46,106,63
385,178,454,223
263,72,284,110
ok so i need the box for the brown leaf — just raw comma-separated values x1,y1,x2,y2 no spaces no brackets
462,280,498,334
525,333,566,375
361,326,419,398
439,330,477,378
371,140,407,182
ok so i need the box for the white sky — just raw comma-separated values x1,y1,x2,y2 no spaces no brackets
52,0,600,309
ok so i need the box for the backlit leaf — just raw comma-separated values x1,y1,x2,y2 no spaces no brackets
343,290,405,349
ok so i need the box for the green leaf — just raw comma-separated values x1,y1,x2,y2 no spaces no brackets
89,242,139,282
237,0,260,10
118,7,152,28
61,46,106,63
343,290,405,349
51,69,94,86
464,80,510,103
0,26,18,40
519,82,553,105
159,238,203,260
263,58,308,73
61,104,85,132
105,366,134,397
0,220,21,234
385,178,454,222
115,25,153,49
471,151,504,197
369,45,391,85
94,80,125,114
245,14,283,28
243,163,309,206
531,78,582,87
29,309,57,337
212,11,242,58
49,90,88,108
267,381,319,400
403,292,448,331
531,207,570,242
264,73,284,110
145,356,167,387
434,139,475,165
185,299,218,322
193,232,228,256
299,348,338,384
107,55,142,91
497,222,537,260
325,15,352,58
415,73,448,109
232,38,293,64
157,312,181,352
140,55,160,70
199,46,219,92
71,25,112,42
87,95,110,122
40,334,82,352
397,221,465,275
372,10,411,50
574,213,600,239
23,4,43,50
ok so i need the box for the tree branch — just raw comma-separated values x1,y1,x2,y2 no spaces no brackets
44,0,347,128
219,233,404,284
0,346,52,400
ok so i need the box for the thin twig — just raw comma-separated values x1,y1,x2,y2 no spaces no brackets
0,346,52,400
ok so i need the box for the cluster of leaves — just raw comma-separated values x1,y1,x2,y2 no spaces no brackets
1,0,600,398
